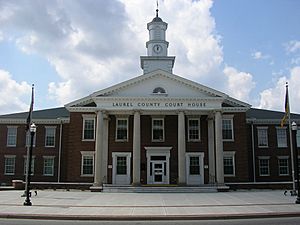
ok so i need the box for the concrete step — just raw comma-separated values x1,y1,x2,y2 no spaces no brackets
102,184,229,193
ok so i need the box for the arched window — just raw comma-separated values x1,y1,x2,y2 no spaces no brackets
153,87,166,94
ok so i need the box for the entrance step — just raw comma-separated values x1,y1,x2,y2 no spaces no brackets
102,184,229,193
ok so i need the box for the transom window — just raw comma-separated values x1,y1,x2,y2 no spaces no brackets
116,156,127,175
222,118,234,141
45,127,56,147
82,116,95,140
152,87,166,94
188,118,200,141
43,157,55,176
7,127,17,147
278,157,289,176
152,118,164,142
189,156,200,175
4,156,16,175
81,152,94,176
223,152,236,176
259,158,270,176
257,127,268,148
116,118,128,141
276,127,287,148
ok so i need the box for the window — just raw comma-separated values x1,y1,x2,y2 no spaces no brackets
257,127,268,148
223,152,236,176
188,118,200,141
82,115,95,140
24,156,35,175
278,157,289,176
4,156,16,175
298,157,300,176
297,129,300,147
116,118,128,141
7,126,17,147
189,156,200,175
258,157,270,176
25,131,36,147
276,127,287,148
152,87,167,95
81,151,94,176
152,118,164,142
222,117,234,141
45,127,56,147
116,156,127,175
43,156,55,176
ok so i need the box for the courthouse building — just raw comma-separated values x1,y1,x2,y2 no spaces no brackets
1,12,300,190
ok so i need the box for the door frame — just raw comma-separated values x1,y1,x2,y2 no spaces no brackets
112,152,131,185
185,152,204,185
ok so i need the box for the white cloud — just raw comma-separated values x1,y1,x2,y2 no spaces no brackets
285,40,300,53
251,50,270,60
0,69,31,114
258,66,300,113
223,66,255,102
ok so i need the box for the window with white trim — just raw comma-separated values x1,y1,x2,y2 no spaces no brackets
25,131,36,147
24,156,35,175
188,118,200,141
7,126,17,147
258,157,270,176
81,151,94,176
222,117,234,141
223,151,236,176
116,118,128,141
45,126,56,147
276,127,287,148
257,127,268,148
43,156,55,176
82,115,95,140
4,155,16,175
278,157,289,176
152,118,164,142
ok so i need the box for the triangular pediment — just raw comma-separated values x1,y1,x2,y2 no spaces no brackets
66,70,250,110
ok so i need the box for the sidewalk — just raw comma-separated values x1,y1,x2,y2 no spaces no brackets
0,190,300,220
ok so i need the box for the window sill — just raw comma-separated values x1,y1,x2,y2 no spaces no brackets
81,174,94,177
43,174,54,176
258,146,269,148
188,139,201,142
224,175,235,177
152,140,165,143
115,139,128,142
222,139,234,142
259,174,270,177
82,139,95,142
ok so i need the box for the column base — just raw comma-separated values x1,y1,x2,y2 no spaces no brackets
132,182,141,187
90,185,103,192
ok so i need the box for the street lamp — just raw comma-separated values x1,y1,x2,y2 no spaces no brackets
23,123,37,206
291,122,300,204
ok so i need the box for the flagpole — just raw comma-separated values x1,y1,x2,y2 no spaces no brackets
286,82,296,194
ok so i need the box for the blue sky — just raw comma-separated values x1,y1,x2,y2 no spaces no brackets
0,0,300,114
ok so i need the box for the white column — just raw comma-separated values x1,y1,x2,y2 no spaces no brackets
102,115,109,184
132,111,141,185
94,110,104,186
215,111,224,184
208,117,216,184
178,111,186,184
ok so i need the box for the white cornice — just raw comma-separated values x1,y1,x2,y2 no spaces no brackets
0,118,70,124
247,118,300,125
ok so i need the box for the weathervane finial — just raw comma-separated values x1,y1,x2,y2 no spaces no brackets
156,0,159,17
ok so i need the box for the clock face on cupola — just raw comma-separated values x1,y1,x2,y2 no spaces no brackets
140,8,175,74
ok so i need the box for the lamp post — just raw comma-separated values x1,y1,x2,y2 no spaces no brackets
23,123,36,206
291,122,300,204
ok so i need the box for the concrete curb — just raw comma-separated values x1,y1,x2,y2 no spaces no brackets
1,212,300,221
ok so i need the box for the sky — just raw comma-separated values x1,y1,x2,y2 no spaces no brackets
0,0,300,115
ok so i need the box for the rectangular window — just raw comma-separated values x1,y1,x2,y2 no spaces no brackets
7,127,17,147
116,118,128,141
83,118,95,140
45,127,56,147
188,118,200,141
257,127,268,148
116,156,127,175
152,118,164,142
297,129,300,147
189,156,200,175
222,119,234,141
276,128,287,148
81,153,94,176
43,157,55,176
25,131,36,147
24,157,35,175
278,158,289,176
223,151,236,176
259,158,270,176
4,156,16,175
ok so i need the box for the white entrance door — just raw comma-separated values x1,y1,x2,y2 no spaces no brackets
186,153,204,185
112,152,131,185
152,161,165,184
